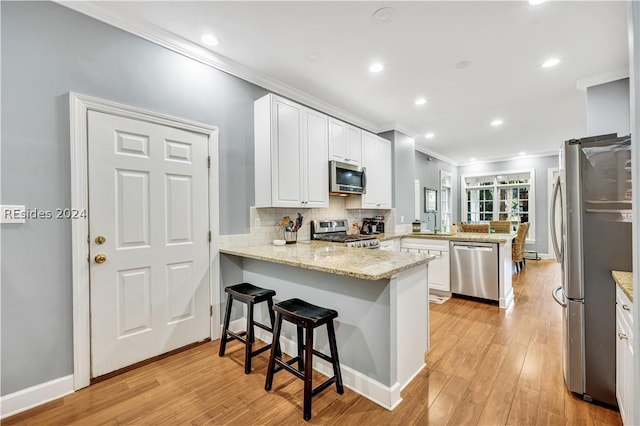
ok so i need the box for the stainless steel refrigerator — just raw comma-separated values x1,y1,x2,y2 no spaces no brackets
550,133,632,406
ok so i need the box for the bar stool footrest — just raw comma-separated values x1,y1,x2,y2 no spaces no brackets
311,349,333,364
224,330,248,343
274,357,305,380
312,377,337,397
253,322,273,333
250,344,272,357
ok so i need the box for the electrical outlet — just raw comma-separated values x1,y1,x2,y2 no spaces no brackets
400,216,404,223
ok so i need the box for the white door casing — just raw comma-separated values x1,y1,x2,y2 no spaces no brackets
70,93,219,389
88,111,210,377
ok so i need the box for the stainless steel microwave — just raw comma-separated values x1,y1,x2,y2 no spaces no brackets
329,160,366,195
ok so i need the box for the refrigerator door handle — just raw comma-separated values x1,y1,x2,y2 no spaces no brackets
552,286,567,307
550,175,563,263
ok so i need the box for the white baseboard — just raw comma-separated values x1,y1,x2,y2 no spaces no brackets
254,328,403,410
220,318,246,335
3,318,257,420
1,375,74,419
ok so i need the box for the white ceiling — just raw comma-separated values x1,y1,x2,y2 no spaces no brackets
65,1,630,164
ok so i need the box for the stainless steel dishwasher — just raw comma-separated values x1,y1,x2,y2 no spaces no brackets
450,241,499,301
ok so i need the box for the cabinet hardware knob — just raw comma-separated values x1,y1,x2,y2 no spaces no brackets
622,304,630,311
94,254,107,264
618,332,628,340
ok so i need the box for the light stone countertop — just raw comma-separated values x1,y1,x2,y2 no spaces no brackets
219,241,435,281
612,270,633,302
377,232,516,244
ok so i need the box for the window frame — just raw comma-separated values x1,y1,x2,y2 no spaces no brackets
440,170,453,232
461,168,536,242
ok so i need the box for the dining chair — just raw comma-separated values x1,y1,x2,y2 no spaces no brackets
512,222,530,272
459,222,490,233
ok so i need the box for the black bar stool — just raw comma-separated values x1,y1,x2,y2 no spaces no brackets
264,298,344,421
219,283,277,374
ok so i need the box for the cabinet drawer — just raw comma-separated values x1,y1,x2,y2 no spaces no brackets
616,286,633,327
401,238,449,252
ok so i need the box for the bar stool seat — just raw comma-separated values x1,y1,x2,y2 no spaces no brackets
265,298,344,421
219,283,277,374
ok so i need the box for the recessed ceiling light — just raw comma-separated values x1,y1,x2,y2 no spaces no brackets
201,34,219,47
305,52,320,61
415,98,427,106
372,7,395,23
519,151,527,156
529,0,547,5
470,158,477,162
369,63,384,73
542,58,561,68
425,132,435,139
490,119,504,127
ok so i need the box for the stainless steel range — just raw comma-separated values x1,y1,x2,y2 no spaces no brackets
310,219,380,249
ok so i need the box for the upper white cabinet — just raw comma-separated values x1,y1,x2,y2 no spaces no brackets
615,285,633,426
254,94,328,208
347,131,392,209
328,118,362,166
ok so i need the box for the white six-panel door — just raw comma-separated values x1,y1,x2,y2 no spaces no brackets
88,111,210,377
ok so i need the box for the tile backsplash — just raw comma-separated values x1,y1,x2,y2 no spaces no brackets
218,196,397,248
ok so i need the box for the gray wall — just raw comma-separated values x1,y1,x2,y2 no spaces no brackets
458,155,559,255
587,78,630,137
1,2,267,395
380,130,417,225
415,152,459,230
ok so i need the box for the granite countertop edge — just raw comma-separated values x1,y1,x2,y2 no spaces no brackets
612,270,634,303
219,243,435,281
378,232,516,243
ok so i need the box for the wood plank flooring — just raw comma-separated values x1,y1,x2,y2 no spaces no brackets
4,260,622,425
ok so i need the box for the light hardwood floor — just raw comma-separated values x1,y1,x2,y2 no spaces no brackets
5,260,622,425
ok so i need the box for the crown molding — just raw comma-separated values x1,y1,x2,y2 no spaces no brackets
414,145,460,167
457,150,558,167
576,68,630,91
56,1,380,132
377,123,418,139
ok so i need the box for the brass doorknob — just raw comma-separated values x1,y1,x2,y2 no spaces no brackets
95,254,107,264
95,235,106,245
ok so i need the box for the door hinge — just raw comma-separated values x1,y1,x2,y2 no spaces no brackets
208,230,212,242
210,305,213,317
207,156,211,169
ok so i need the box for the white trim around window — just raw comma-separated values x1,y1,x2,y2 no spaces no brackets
460,168,536,242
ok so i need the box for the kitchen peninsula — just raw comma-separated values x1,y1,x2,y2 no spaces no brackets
219,242,434,410
396,232,516,309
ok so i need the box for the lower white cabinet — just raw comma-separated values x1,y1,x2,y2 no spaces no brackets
615,286,633,425
400,238,450,292
379,239,400,252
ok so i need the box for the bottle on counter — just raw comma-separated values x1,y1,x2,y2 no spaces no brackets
412,220,421,233
451,223,458,234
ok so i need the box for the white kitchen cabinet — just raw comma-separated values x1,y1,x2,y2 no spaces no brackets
615,286,633,426
378,239,400,252
346,131,392,209
400,238,450,292
254,94,328,208
328,118,362,166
